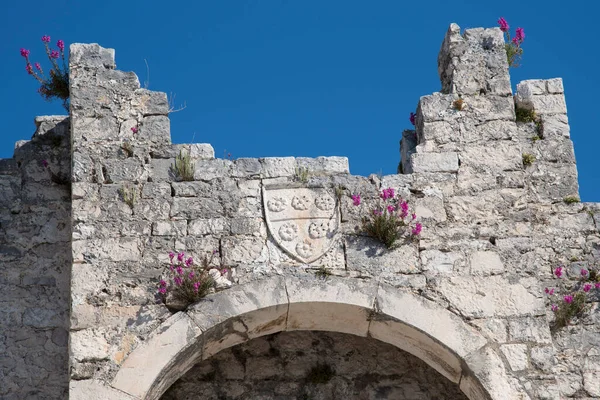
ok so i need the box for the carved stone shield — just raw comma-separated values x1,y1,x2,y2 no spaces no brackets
262,185,340,263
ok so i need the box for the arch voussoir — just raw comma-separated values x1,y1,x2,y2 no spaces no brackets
109,276,528,400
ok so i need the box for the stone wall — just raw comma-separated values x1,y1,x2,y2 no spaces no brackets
161,330,469,399
0,116,71,399
1,22,599,400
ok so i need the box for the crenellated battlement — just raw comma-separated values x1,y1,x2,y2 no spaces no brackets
1,24,598,400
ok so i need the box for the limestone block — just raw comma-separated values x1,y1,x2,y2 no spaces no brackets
140,115,171,146
194,159,233,181
500,344,529,371
171,143,215,160
437,276,544,318
230,217,266,237
232,158,262,177
508,317,552,344
132,89,169,116
102,158,145,183
530,346,555,372
171,181,211,197
527,162,579,202
260,157,296,178
420,249,460,275
459,142,522,172
413,192,447,222
150,158,176,181
70,43,116,69
540,114,570,138
70,330,110,362
470,318,508,343
584,371,600,396
141,182,171,198
469,251,504,276
461,347,530,400
410,152,459,173
546,78,564,94
170,197,223,219
345,236,420,275
516,83,567,114
296,156,350,175
380,174,413,198
112,313,203,399
534,138,576,164
285,276,377,336
152,220,187,236
72,115,120,141
70,380,136,400
188,218,230,236
221,236,267,265
517,79,547,96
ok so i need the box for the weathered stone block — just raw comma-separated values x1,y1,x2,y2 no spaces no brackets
411,152,459,173
345,236,420,276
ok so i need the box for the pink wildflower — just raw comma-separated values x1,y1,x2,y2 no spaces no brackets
544,287,555,295
221,269,228,276
551,304,558,312
409,112,416,126
34,62,42,71
515,27,525,43
351,194,361,206
411,213,416,220
373,210,382,216
188,271,195,279
169,251,175,260
554,266,563,278
26,64,33,74
159,279,167,287
193,282,200,292
563,295,573,304
50,50,59,59
176,266,183,275
20,48,30,58
174,276,183,286
387,205,395,214
131,126,138,134
158,287,167,294
412,222,422,236
185,257,193,267
177,252,185,262
380,188,395,200
41,159,48,168
497,17,509,32
581,268,589,277
57,40,64,51
41,35,51,43
583,283,592,293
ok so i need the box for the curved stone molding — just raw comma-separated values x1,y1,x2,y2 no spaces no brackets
106,277,525,400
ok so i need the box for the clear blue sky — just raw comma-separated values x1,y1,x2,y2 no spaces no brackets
3,1,599,200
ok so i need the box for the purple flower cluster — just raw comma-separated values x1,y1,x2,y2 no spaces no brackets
409,112,416,126
497,17,526,67
545,263,600,327
351,187,422,249
20,34,69,109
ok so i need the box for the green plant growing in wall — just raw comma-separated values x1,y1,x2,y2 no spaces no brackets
294,166,310,184
314,265,332,280
545,265,600,330
563,196,580,204
171,149,194,181
522,153,536,167
20,35,69,111
351,189,422,249
118,184,138,209
498,18,525,67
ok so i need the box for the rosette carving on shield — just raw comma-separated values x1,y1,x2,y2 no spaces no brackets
263,186,340,263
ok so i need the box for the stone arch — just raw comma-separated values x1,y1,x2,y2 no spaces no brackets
105,276,524,400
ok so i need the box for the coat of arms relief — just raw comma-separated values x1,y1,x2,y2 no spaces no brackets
262,185,341,264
